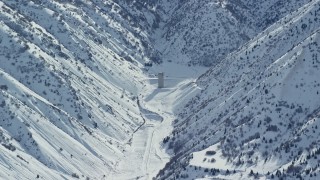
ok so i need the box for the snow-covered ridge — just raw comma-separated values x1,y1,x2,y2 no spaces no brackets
158,0,320,179
156,0,310,66
0,0,161,179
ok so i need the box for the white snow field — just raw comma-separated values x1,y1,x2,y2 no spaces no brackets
108,63,208,179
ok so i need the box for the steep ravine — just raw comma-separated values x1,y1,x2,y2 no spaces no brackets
0,0,316,179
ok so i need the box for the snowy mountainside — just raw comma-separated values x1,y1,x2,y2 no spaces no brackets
0,0,160,179
158,0,320,179
156,0,310,66
1,0,320,179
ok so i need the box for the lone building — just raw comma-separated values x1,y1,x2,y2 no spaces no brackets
158,72,164,88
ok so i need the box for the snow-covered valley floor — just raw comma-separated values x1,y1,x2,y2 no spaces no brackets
108,63,208,179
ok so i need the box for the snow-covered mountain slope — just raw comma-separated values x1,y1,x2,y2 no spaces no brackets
0,0,163,179
155,0,310,66
1,0,320,179
157,0,320,179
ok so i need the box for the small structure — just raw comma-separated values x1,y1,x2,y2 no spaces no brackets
158,72,164,88
144,62,153,67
